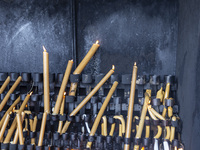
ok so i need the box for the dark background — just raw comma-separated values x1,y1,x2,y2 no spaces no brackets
0,0,177,75
0,0,199,149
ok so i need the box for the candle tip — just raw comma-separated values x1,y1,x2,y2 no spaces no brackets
64,92,66,96
43,46,47,52
96,40,99,44
112,65,115,70
69,59,73,62
29,91,33,96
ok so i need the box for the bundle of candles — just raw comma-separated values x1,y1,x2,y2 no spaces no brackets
0,41,184,150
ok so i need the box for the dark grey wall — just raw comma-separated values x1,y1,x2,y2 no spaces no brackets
0,0,73,73
0,0,178,75
177,0,200,149
76,0,178,75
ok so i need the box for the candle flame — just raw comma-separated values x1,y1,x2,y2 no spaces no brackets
112,65,115,70
43,46,47,52
141,147,145,150
69,59,73,62
134,62,137,66
29,91,33,96
96,40,99,44
12,107,15,113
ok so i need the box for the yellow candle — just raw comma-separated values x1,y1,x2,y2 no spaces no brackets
0,96,20,128
69,41,100,96
124,63,137,150
135,90,151,139
31,116,38,145
3,92,32,143
53,60,73,114
0,76,10,94
0,76,22,111
134,90,151,150
70,65,114,116
16,113,24,145
38,112,47,146
13,112,26,144
57,92,66,133
43,46,50,113
170,116,176,142
0,113,10,141
88,81,118,137
145,116,150,138
61,66,115,134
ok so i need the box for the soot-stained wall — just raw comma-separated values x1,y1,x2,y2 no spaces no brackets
76,0,178,75
177,0,200,149
0,0,177,75
0,0,73,73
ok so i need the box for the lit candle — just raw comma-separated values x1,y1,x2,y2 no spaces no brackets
0,76,22,111
43,46,50,113
0,96,20,128
61,66,115,134
124,63,137,150
53,60,73,114
38,112,47,146
0,76,10,94
3,92,32,143
69,41,100,96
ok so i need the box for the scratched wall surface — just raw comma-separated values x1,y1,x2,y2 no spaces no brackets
0,0,73,73
76,0,178,75
177,0,200,149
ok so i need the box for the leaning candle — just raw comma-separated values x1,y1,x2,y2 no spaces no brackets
0,76,22,111
57,92,66,133
61,66,115,134
16,113,24,145
13,112,26,144
134,90,151,150
43,46,50,113
0,113,10,141
69,41,100,97
0,76,10,94
3,92,32,143
0,96,20,128
38,112,47,146
53,60,73,114
86,81,118,149
124,63,137,150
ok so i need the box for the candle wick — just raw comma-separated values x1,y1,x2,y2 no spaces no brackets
112,65,115,70
43,46,47,52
